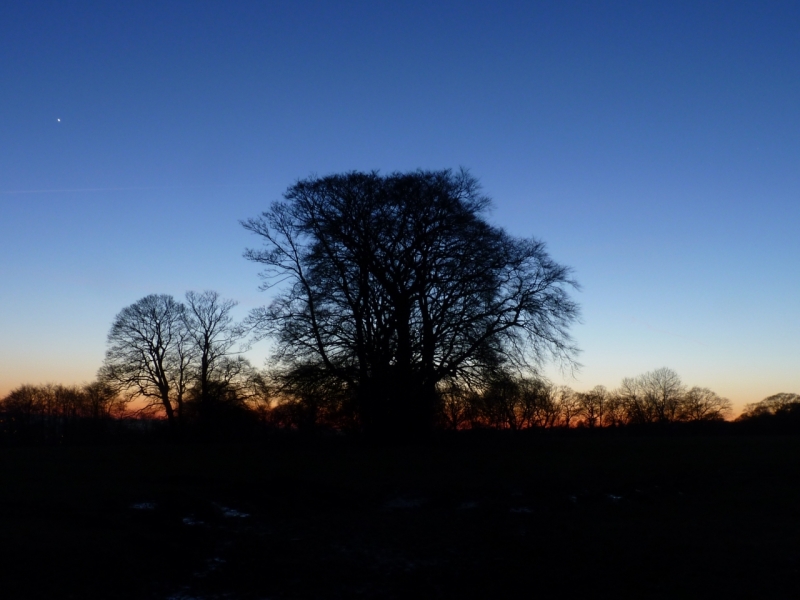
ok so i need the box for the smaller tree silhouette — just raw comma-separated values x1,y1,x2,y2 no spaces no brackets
576,385,608,428
679,387,731,422
100,294,193,428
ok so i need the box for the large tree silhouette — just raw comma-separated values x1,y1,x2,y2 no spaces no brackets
242,169,579,438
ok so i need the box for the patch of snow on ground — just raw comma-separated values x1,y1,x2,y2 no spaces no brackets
384,495,426,509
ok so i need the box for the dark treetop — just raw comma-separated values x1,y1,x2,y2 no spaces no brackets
242,169,579,438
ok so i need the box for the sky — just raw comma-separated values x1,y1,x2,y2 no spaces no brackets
1,1,798,414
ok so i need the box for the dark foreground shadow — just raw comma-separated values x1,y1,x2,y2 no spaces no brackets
1,434,799,599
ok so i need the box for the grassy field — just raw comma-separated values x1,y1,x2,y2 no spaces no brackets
1,432,799,599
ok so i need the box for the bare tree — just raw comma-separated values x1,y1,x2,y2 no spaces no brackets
526,381,561,428
515,377,549,429
739,393,800,419
242,169,580,438
477,373,524,430
601,392,626,427
640,368,685,423
272,362,358,430
554,386,580,428
0,382,125,443
576,385,608,428
439,382,475,430
183,291,248,422
618,376,650,425
100,294,193,428
618,368,685,424
1,384,56,442
82,380,127,420
679,386,732,422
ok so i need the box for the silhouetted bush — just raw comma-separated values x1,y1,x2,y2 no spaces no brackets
736,393,800,433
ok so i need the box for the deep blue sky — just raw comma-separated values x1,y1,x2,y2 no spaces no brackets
2,1,798,411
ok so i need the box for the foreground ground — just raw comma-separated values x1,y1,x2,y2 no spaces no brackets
1,432,799,599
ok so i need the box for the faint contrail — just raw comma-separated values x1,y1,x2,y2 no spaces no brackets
630,317,709,347
0,184,259,194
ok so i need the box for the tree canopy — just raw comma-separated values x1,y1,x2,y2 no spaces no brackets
242,169,580,438
100,292,256,431
100,294,192,427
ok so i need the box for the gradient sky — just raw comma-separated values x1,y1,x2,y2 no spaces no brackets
2,1,798,413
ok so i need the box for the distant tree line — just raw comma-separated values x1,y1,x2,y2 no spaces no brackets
0,382,125,444
5,362,798,443
734,393,800,432
267,366,735,431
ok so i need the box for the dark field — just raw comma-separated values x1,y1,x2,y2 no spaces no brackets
1,433,799,599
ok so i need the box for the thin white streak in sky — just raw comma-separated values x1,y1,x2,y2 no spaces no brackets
0,184,261,195
630,317,709,347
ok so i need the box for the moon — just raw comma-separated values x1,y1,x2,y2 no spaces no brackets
57,118,61,122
